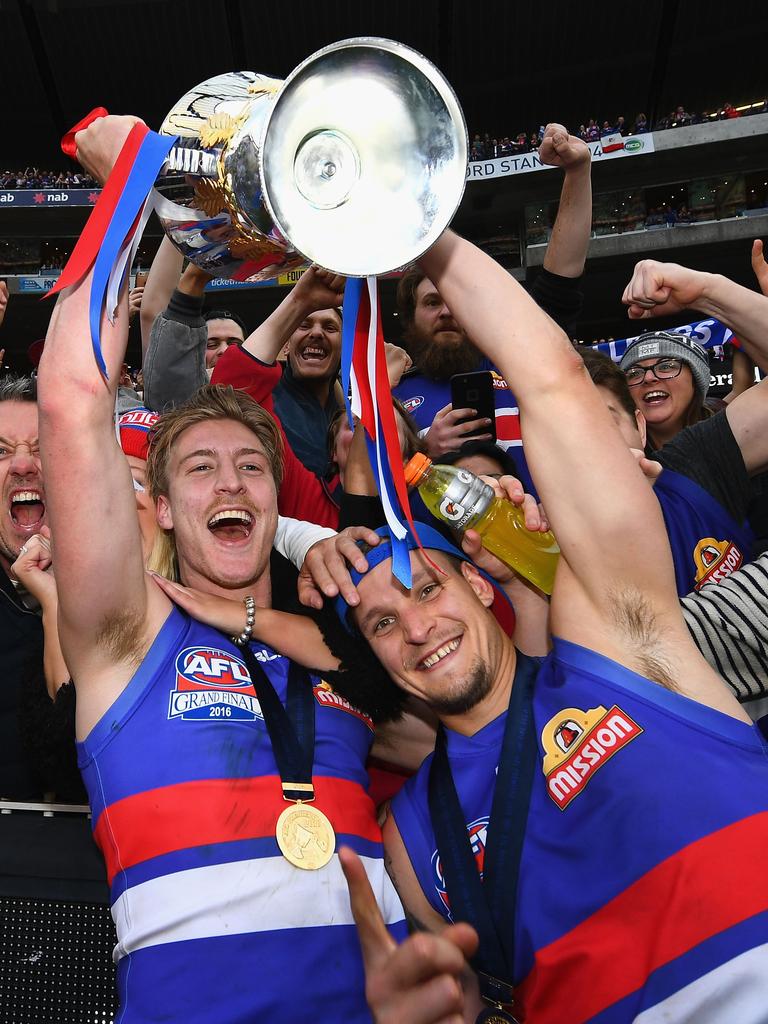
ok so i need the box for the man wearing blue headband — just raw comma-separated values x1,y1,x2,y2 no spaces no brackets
338,231,768,1024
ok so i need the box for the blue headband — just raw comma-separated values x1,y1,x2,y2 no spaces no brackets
335,521,513,632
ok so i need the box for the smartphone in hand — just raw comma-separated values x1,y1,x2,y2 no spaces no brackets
450,370,497,442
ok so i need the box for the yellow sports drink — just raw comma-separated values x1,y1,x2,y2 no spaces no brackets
404,453,559,594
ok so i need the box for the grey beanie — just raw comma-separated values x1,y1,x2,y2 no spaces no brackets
619,330,710,397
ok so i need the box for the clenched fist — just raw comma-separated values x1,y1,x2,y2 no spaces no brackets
538,123,591,170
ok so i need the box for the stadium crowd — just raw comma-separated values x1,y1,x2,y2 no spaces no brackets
1,112,768,1024
470,97,767,160
0,166,98,189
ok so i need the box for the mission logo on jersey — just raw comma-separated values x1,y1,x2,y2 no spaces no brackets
313,681,374,729
168,645,276,721
431,816,489,917
693,536,743,589
541,704,643,809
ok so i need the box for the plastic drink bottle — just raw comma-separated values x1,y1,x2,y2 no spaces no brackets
404,453,559,594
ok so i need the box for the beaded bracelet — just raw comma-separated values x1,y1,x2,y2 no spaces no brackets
232,595,256,647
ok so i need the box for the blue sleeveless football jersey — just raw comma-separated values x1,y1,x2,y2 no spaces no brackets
78,607,406,1023
655,468,754,596
392,641,768,1023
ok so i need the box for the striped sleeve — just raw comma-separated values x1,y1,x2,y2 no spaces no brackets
680,554,768,703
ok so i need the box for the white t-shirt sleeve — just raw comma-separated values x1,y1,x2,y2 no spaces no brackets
274,515,337,570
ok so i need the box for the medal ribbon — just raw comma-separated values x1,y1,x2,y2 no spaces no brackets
341,275,434,588
428,653,540,1022
49,113,177,377
238,645,316,801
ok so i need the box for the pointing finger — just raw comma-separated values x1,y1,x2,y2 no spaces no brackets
339,846,397,973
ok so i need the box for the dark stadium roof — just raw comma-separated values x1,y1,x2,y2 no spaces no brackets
2,0,766,166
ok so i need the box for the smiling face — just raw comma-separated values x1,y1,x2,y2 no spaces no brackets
628,359,695,434
155,418,278,597
287,309,342,383
353,549,510,727
0,401,45,569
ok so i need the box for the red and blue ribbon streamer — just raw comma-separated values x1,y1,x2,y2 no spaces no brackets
341,275,428,588
49,115,177,377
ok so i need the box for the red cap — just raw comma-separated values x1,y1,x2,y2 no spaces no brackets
118,407,159,461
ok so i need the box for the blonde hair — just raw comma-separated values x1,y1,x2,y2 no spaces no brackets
146,530,180,581
145,384,283,581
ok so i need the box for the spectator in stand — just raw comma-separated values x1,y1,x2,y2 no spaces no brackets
218,266,345,477
664,203,678,228
577,124,587,140
470,133,484,160
619,327,710,449
632,111,649,134
203,308,246,369
0,376,49,800
721,102,741,119
616,115,627,135
601,119,615,136
674,105,692,126
678,204,693,223
0,168,97,189
585,119,600,142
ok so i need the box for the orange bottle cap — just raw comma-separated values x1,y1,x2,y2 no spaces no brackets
404,452,432,487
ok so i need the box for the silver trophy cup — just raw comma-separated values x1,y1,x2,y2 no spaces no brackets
154,37,468,281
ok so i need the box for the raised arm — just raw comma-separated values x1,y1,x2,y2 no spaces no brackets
139,235,183,360
538,123,593,278
623,259,768,368
240,266,344,364
142,261,211,411
622,259,768,474
38,116,169,706
420,233,746,719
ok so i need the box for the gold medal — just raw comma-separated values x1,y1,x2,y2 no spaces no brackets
276,803,335,871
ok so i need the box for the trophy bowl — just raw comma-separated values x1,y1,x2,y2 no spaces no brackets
154,37,467,281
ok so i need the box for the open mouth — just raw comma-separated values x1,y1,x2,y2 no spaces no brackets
298,344,329,364
642,389,670,407
418,637,461,671
10,489,45,532
207,508,254,543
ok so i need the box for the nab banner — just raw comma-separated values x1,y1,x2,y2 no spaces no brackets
467,134,655,182
0,189,100,207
